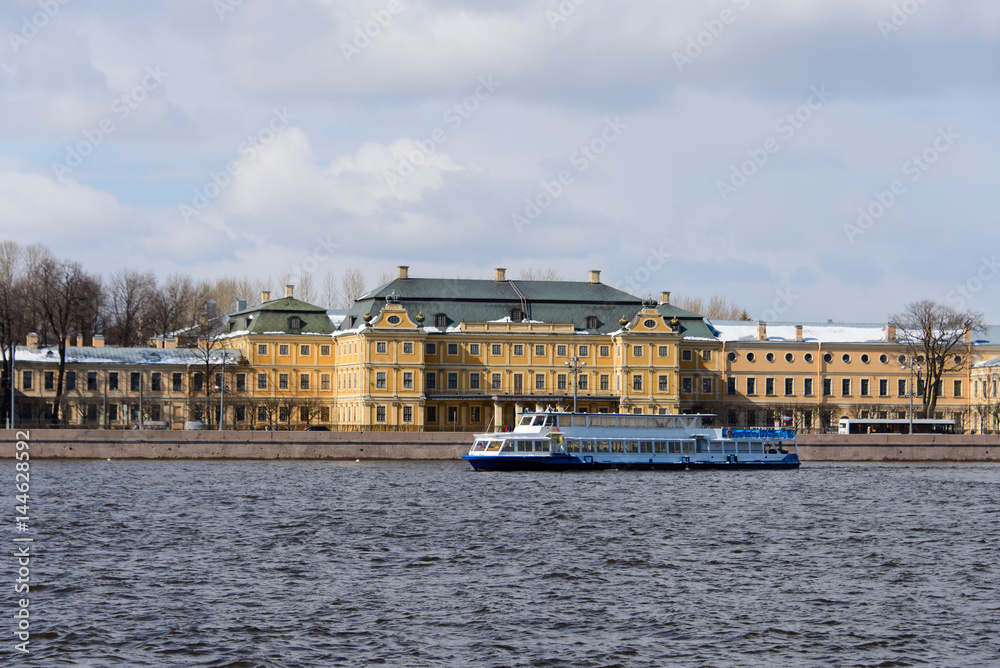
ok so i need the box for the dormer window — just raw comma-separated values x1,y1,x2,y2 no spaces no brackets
586,316,598,329
289,316,301,331
434,313,447,327
510,308,524,322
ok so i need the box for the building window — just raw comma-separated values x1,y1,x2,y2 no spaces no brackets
376,342,387,354
435,314,447,327
320,344,331,356
87,372,97,391
65,371,76,391
578,375,588,390
289,317,301,331
107,404,117,422
491,344,502,356
426,343,436,355
426,406,437,423
557,345,567,357
22,371,32,391
469,373,480,390
296,344,307,356
470,406,481,422
447,372,458,389
746,377,756,395
659,375,670,392
426,372,436,390
447,406,458,423
402,342,413,355
510,308,523,322
842,378,851,396
279,374,289,390
784,378,794,396
191,373,202,392
702,350,711,361
492,374,502,390
257,344,268,355
823,378,832,396
656,346,668,358
299,406,311,422
279,406,290,422
803,378,813,396
279,344,289,356
632,375,643,392
300,374,310,390
600,345,610,357
129,372,140,392
376,372,386,389
321,374,331,390
765,378,775,396
681,350,692,362
860,378,870,396
681,377,692,394
535,373,545,390
403,406,413,423
257,373,267,390
727,377,736,395
469,344,479,355
44,371,54,391
586,315,598,329
953,380,962,397
898,379,907,396
403,372,413,389
447,343,458,355
702,377,712,394
151,373,162,392
173,373,182,391
557,374,567,391
878,379,888,396
600,375,610,391
632,345,643,358
513,344,524,356
107,372,118,390
376,406,386,422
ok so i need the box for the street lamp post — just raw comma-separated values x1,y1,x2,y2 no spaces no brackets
902,357,921,435
218,351,227,431
8,346,14,430
565,356,586,413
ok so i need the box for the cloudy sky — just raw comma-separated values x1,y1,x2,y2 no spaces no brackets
1,0,998,322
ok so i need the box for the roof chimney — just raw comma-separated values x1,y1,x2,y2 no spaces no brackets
74,334,84,347
261,290,271,303
398,265,409,280
885,323,897,343
660,291,671,304
284,284,294,298
495,267,506,282
756,322,767,341
236,298,247,312
164,337,177,349
794,324,803,342
26,332,38,349
589,270,601,284
92,334,105,348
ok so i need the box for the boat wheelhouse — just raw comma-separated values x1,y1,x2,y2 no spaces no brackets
463,412,799,471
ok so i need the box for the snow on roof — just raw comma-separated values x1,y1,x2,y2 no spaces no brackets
13,345,242,366
709,320,888,344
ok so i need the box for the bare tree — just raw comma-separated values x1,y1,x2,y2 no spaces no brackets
519,268,563,281
339,267,367,307
321,271,338,310
0,241,29,426
297,271,316,304
674,294,749,320
106,270,156,346
149,274,197,340
890,300,985,419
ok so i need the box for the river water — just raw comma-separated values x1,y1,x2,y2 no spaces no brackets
10,460,1000,667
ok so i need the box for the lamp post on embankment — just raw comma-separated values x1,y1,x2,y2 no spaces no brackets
901,356,921,435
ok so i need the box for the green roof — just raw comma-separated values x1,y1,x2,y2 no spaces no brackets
225,297,336,335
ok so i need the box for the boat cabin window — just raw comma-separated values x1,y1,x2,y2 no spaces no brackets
536,440,549,452
723,441,737,454
516,441,531,452
682,441,695,454
596,440,610,453
611,440,624,453
543,416,556,427
500,442,514,452
750,442,763,453
639,441,652,454
764,443,777,454
571,415,588,427
709,441,724,453
668,441,680,454
473,440,487,451
738,441,750,453
520,416,533,426
625,441,639,453
486,440,502,452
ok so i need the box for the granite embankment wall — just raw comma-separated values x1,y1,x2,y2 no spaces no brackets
2,430,999,462
0,429,469,460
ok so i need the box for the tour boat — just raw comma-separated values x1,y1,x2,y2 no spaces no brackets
463,412,800,471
